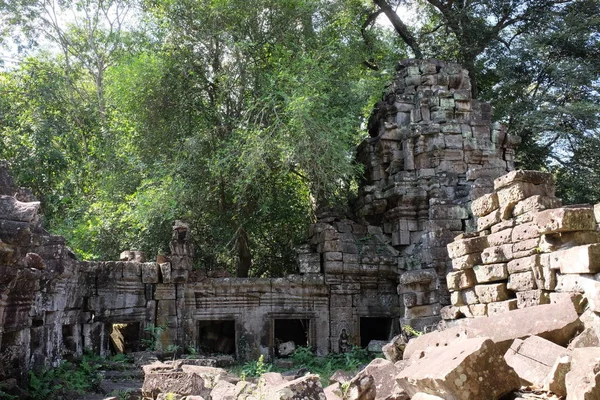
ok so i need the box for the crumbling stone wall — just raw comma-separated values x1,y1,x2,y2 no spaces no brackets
352,59,520,329
443,169,600,321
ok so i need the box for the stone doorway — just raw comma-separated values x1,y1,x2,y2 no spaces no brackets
109,322,142,354
197,320,236,355
359,317,395,347
273,318,310,356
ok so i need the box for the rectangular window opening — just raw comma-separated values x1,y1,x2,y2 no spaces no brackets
197,320,236,355
359,317,394,348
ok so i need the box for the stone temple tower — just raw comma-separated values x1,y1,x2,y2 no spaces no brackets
355,59,521,326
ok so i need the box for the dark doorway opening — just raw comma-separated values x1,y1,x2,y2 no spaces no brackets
359,317,393,347
197,320,235,354
110,322,141,353
274,319,309,347
62,324,77,354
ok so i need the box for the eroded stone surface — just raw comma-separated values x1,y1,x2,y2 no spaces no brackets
397,337,519,400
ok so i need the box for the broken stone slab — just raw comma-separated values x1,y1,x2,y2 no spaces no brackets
565,347,600,400
550,244,600,274
447,236,488,259
549,292,586,314
555,273,600,312
210,379,236,400
141,370,205,399
403,299,581,359
542,355,570,397
352,358,404,400
504,335,570,387
264,374,325,400
535,207,596,234
493,170,555,191
471,193,499,217
396,337,519,400
568,327,600,350
180,365,231,389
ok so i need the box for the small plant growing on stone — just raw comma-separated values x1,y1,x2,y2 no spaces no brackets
241,354,272,377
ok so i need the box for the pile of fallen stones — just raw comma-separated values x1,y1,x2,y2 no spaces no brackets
444,170,600,320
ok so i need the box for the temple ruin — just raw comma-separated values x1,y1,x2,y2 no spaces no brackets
2,59,595,387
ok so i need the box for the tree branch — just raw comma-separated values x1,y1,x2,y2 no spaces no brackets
373,0,423,58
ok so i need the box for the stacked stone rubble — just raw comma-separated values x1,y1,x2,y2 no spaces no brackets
443,169,600,320
354,59,520,329
301,213,402,352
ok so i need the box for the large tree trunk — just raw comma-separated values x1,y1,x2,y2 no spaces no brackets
235,226,252,277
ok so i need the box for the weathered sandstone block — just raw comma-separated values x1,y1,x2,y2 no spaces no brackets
513,195,561,217
504,335,569,387
446,269,476,291
474,283,510,303
471,193,499,217
549,244,600,274
403,300,581,359
535,207,596,234
493,170,554,191
473,263,507,283
565,348,600,400
447,236,488,258
397,337,519,400
265,374,325,400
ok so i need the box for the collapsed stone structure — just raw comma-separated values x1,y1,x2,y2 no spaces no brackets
0,59,574,390
443,169,600,320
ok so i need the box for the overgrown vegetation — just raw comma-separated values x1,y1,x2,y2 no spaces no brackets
0,0,598,277
27,357,102,400
231,346,375,385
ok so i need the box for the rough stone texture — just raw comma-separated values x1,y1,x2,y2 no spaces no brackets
404,300,581,359
565,347,600,400
542,355,570,397
396,337,519,400
503,335,570,387
353,358,403,400
141,370,205,399
535,207,596,234
264,374,326,400
549,244,600,274
343,374,375,400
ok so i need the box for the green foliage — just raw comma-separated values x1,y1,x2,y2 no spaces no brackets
141,324,166,351
27,359,102,400
289,346,373,385
241,354,273,378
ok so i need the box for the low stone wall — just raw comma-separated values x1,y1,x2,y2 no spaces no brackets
443,170,600,321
